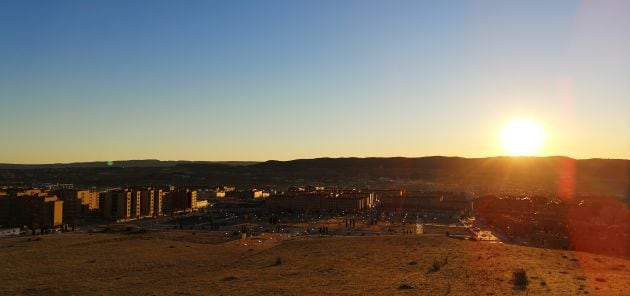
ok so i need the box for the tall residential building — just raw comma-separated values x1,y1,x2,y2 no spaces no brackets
164,189,197,212
139,190,154,217
129,187,164,217
130,190,141,219
100,190,132,221
0,193,63,229
100,187,165,221
55,189,99,223
153,189,164,216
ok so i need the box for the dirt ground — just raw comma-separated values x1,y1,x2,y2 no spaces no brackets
1,231,629,295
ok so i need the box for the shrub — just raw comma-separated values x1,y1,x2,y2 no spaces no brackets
427,259,442,273
513,269,529,289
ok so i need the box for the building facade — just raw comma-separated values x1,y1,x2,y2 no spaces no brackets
266,192,376,212
0,192,63,229
100,190,132,221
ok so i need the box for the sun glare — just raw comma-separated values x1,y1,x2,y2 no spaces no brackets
501,119,546,156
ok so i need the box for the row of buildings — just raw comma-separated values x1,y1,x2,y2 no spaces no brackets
379,191,474,218
265,189,474,217
0,188,65,229
196,186,271,199
100,187,198,221
1,184,476,228
0,186,204,228
266,191,377,212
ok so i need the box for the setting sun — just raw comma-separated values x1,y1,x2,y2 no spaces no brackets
501,119,546,156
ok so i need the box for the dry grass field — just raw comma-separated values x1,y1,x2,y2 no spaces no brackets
1,231,629,295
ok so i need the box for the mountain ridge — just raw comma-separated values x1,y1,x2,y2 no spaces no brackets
2,155,628,169
0,159,259,169
1,157,627,199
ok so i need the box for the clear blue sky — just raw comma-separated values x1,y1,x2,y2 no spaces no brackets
1,0,628,163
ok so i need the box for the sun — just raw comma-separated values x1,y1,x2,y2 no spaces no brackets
501,119,546,156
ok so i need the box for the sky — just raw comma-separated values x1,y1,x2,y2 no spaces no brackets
1,0,629,163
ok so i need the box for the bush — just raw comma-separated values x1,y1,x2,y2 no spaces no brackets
427,259,442,273
513,269,529,289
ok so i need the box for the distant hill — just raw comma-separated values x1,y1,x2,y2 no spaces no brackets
1,156,628,198
0,159,259,169
250,156,629,196
255,156,628,171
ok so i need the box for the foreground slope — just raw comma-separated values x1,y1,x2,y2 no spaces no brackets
1,232,628,295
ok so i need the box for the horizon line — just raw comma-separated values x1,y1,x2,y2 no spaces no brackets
2,155,629,166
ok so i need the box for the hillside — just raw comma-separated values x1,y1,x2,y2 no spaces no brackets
1,157,627,198
0,159,258,169
1,232,628,295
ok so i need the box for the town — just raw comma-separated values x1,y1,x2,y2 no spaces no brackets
1,183,627,260
3,0,630,294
